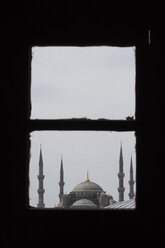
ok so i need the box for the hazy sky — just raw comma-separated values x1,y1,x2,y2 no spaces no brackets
29,46,136,208
31,46,135,119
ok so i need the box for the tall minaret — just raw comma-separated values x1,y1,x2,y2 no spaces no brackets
59,156,65,202
118,143,125,202
37,145,45,208
128,156,135,199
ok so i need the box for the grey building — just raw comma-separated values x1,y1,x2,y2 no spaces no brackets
37,144,135,209
57,166,113,209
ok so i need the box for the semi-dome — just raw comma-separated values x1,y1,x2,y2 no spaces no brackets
72,180,103,192
71,198,97,208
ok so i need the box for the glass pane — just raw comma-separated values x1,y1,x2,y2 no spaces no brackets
29,131,136,209
31,46,135,119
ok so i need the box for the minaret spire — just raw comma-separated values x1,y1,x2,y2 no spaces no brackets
37,145,45,208
128,156,135,199
59,155,65,202
86,171,90,182
118,143,125,202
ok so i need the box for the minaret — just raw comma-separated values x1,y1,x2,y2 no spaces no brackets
37,145,45,208
118,143,125,202
128,156,135,199
59,156,65,202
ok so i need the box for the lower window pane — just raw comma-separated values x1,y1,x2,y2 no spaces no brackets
29,131,136,209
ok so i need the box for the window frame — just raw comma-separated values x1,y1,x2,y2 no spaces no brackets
26,44,140,211
5,0,159,241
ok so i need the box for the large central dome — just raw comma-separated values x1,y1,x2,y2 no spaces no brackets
72,180,103,192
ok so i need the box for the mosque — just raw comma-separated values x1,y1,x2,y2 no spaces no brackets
37,145,135,209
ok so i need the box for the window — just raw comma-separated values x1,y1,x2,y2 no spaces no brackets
29,46,136,209
6,1,158,243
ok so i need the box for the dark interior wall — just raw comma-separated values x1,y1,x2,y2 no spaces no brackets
4,1,165,246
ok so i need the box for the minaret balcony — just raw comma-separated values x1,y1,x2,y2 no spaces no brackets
37,189,45,193
38,175,45,179
118,172,125,178
129,180,135,185
118,187,125,192
59,182,65,186
129,193,135,199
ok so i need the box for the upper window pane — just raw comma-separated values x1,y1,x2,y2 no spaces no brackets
31,46,135,119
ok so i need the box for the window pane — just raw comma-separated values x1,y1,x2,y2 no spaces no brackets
29,131,136,209
31,46,135,119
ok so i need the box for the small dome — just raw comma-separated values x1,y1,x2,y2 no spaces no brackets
72,181,103,192
71,198,96,208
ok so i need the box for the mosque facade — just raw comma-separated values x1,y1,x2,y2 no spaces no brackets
37,145,135,209
58,164,114,209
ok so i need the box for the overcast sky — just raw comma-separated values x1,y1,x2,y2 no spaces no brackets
29,46,136,208
31,46,135,119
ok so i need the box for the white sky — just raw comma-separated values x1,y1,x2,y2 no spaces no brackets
29,46,136,208
31,46,135,119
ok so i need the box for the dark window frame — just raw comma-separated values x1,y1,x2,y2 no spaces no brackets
5,0,164,242
5,25,152,242
26,43,142,211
